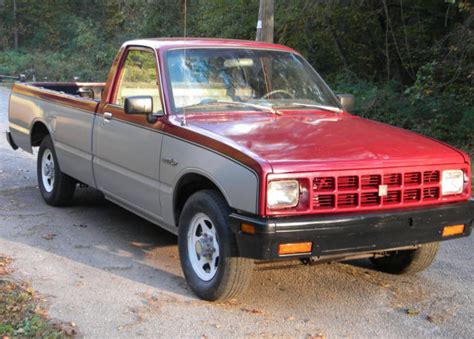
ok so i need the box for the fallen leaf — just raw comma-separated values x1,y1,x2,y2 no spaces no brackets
306,334,324,339
64,328,76,336
73,224,87,228
42,233,57,240
406,308,420,316
241,307,263,314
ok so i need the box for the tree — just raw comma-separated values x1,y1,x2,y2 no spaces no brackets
12,0,17,49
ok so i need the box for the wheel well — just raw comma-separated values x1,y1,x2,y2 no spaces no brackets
31,122,50,147
174,173,223,226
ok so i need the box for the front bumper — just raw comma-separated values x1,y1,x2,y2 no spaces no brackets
230,200,474,260
6,131,18,150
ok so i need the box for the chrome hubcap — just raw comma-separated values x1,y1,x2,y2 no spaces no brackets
41,149,55,192
187,213,220,281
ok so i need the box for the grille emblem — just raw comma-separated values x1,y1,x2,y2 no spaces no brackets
378,184,388,197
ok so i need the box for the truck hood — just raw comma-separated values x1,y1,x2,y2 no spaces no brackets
184,111,466,173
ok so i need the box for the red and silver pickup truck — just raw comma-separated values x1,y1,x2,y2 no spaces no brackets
6,38,474,301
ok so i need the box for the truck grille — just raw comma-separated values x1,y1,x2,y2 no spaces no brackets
313,169,439,210
307,165,468,214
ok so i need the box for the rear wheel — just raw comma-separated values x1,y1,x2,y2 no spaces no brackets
37,135,76,206
178,190,254,301
370,242,440,274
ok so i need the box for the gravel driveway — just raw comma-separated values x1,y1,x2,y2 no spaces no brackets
0,86,473,338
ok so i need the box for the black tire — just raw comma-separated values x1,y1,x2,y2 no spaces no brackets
178,190,253,301
370,242,440,274
37,135,76,206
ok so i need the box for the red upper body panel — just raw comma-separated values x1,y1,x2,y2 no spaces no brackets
102,37,467,175
124,37,296,53
129,38,466,173
181,110,467,173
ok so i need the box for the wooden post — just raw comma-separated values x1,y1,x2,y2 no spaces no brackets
256,0,274,43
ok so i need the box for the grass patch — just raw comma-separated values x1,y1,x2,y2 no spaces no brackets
0,255,76,338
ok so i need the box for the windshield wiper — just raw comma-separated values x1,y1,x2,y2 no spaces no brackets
183,100,282,115
285,102,342,113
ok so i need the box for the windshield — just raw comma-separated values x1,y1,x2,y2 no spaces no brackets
164,48,340,113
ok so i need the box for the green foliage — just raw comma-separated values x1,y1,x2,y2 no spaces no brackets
0,0,472,153
189,0,259,39
334,75,474,154
0,50,108,81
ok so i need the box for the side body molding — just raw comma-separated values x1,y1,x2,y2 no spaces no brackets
159,135,259,226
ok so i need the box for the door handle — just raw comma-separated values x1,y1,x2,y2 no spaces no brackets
103,112,113,123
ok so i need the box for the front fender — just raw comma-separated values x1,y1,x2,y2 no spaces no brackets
159,135,260,226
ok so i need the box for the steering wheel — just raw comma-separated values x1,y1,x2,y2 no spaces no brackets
260,89,294,99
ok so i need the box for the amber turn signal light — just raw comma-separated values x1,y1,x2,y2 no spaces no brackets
278,242,312,255
241,223,255,235
442,224,465,237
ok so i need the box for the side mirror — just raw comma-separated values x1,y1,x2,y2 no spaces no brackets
124,96,154,115
337,94,355,112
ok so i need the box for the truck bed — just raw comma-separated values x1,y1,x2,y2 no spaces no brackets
9,81,105,133
8,81,106,187
27,81,105,101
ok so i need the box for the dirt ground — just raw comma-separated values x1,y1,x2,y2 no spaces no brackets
0,86,473,338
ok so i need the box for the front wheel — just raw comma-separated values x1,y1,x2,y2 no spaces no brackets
370,242,440,274
178,190,254,301
37,135,76,206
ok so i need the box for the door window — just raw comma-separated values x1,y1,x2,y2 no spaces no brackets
114,49,163,113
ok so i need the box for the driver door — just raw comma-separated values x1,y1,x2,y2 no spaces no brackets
92,47,165,221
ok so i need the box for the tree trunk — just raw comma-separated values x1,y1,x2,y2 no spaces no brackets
13,0,18,50
256,0,274,43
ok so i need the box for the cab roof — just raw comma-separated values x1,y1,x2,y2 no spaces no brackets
122,38,296,53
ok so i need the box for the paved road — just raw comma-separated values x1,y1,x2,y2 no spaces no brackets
0,86,473,338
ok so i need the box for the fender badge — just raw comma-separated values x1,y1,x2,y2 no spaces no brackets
378,184,388,197
162,157,178,166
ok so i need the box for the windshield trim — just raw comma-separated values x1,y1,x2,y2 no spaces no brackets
163,47,342,115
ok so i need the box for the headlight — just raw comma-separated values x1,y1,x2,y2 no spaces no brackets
441,170,464,195
267,180,300,209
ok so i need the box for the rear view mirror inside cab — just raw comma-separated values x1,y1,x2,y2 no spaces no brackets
224,58,254,68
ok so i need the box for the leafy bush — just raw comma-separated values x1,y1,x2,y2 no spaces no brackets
0,50,105,81
333,75,474,155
